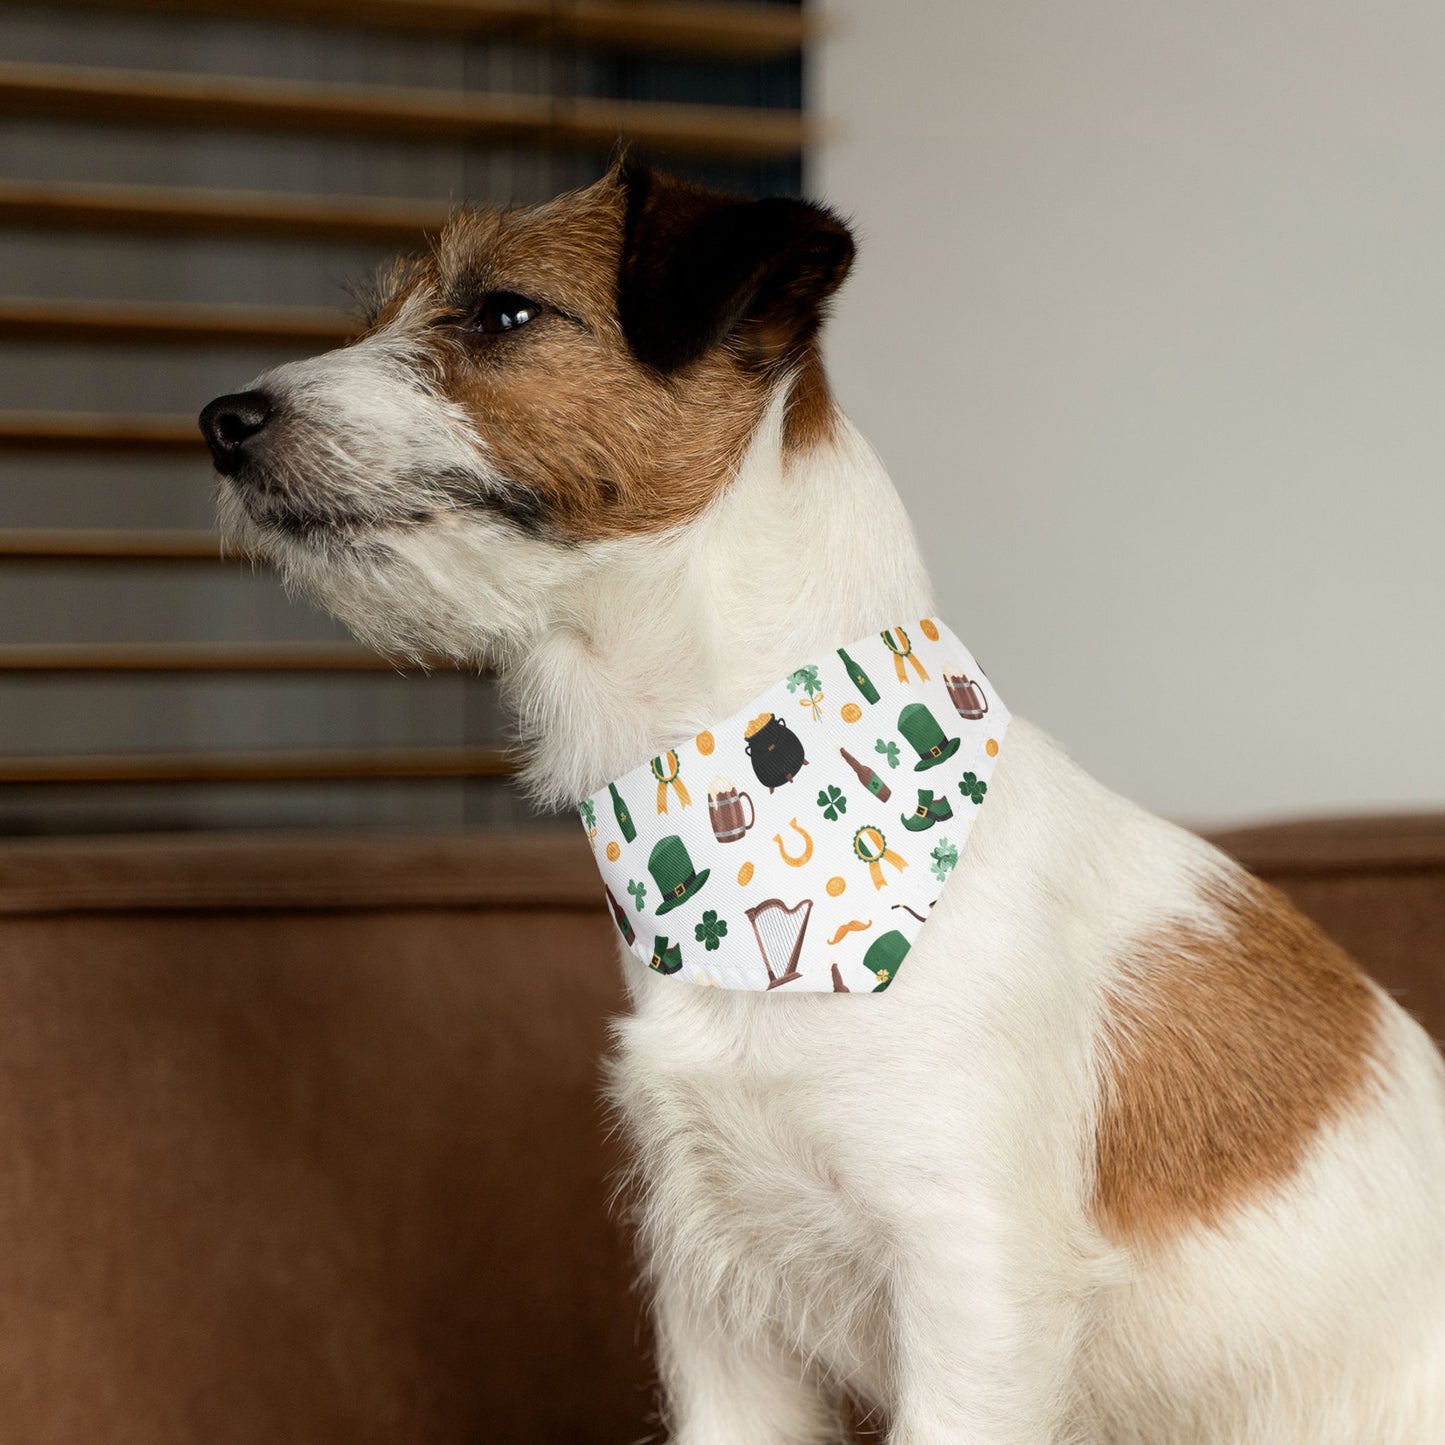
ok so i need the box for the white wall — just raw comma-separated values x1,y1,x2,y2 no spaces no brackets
812,0,1445,827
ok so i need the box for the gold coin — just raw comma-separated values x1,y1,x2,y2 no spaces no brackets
840,702,862,724
696,730,715,755
737,861,754,886
826,875,846,897
605,841,621,862
920,618,940,641
986,738,999,757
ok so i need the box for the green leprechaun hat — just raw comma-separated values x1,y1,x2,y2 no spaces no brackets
649,834,710,916
863,929,911,992
897,702,962,771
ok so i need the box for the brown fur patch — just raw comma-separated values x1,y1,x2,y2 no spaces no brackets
1093,872,1382,1246
365,172,841,541
782,344,840,457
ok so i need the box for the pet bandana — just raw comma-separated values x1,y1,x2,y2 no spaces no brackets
578,619,1008,993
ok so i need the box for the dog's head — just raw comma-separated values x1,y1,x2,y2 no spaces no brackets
200,163,854,661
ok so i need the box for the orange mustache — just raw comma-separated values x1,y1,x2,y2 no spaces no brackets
825,920,873,946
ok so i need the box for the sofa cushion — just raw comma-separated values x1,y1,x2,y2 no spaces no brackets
0,816,1437,1442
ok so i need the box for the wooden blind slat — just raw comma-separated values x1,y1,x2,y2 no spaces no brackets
545,0,810,58
0,62,813,161
0,643,419,673
0,298,351,348
29,0,811,59
0,529,222,561
0,413,204,452
0,297,353,349
0,180,448,245
0,745,513,784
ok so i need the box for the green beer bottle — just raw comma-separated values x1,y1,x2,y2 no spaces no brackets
837,647,880,705
610,782,637,843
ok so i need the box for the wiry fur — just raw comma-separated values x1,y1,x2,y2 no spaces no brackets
207,171,1445,1443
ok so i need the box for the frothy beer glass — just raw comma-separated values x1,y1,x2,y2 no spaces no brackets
944,666,989,720
707,774,755,843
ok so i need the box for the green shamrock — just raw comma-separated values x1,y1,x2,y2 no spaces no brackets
930,837,959,882
694,910,728,951
960,772,988,804
816,784,848,822
786,664,821,696
787,664,824,721
626,878,647,910
577,799,595,830
874,738,901,769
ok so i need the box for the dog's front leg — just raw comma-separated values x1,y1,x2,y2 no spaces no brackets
654,1277,840,1445
885,1200,1090,1445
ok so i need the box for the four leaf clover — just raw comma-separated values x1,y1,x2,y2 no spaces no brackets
960,772,988,804
577,799,595,831
816,784,848,822
874,739,901,769
626,878,647,910
930,838,959,882
694,910,729,951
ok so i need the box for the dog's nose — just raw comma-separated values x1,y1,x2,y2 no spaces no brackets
199,390,273,475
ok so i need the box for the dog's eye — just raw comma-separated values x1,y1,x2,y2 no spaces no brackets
471,291,544,335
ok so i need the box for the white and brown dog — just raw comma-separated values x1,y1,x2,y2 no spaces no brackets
201,164,1445,1444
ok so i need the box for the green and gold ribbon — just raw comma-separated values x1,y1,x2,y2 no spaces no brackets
650,750,692,814
881,627,929,683
853,824,907,889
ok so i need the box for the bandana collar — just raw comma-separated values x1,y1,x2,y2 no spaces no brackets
579,619,1008,993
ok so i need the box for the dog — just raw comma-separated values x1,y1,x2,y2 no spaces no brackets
200,162,1445,1443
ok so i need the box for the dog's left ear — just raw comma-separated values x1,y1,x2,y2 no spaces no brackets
616,162,855,374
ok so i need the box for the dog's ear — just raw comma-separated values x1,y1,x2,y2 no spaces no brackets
616,162,855,374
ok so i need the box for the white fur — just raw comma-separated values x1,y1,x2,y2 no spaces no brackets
221,351,1445,1443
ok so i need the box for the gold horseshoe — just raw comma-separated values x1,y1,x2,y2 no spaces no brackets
772,818,814,868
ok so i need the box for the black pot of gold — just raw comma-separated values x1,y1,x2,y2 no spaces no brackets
743,712,808,792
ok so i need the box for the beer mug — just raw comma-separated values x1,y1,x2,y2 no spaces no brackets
708,783,756,844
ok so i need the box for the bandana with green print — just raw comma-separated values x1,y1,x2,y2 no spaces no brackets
580,619,1008,993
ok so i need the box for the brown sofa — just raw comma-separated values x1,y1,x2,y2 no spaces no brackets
0,817,1439,1443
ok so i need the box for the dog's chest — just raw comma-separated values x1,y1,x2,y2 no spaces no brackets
612,996,899,1379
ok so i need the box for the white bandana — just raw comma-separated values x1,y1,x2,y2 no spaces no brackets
579,620,1008,993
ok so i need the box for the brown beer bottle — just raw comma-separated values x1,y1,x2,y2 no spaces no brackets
839,747,892,803
606,886,636,944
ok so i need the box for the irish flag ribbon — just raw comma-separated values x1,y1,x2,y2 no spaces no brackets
881,627,929,683
853,825,907,889
651,750,692,813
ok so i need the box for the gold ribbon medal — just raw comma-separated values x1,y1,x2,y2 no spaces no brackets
651,750,692,813
853,825,907,889
881,627,929,683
